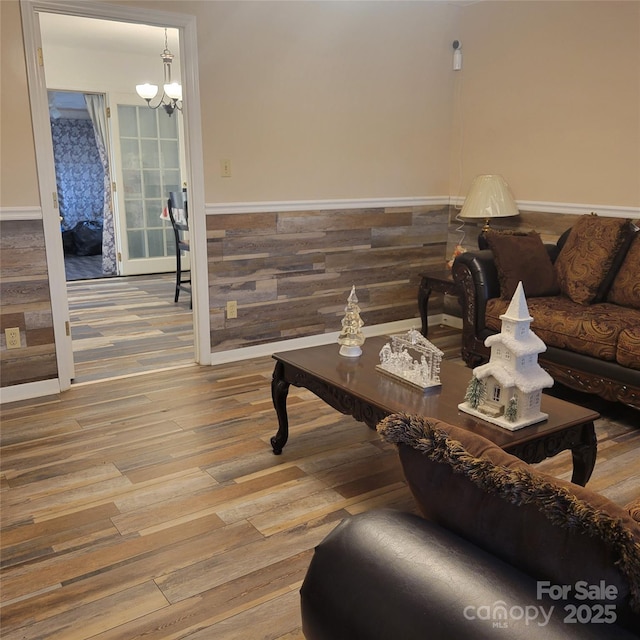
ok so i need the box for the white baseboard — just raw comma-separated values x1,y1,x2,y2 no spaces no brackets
0,379,60,404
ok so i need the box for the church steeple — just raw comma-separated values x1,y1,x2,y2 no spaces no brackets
500,281,533,339
503,281,533,322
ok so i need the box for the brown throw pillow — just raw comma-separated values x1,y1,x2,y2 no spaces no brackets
608,231,640,310
554,215,635,305
485,230,559,299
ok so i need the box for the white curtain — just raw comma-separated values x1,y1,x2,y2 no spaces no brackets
85,94,117,276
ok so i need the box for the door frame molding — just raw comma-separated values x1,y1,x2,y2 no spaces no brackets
21,0,211,392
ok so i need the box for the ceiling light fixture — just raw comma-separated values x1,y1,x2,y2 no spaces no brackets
135,28,182,117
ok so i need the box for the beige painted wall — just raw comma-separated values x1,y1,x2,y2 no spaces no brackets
452,0,640,206
190,0,457,202
0,1,41,207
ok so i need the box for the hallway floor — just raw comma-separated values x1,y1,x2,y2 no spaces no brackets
65,254,107,281
67,274,193,384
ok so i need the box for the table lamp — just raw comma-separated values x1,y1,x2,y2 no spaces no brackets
459,175,519,248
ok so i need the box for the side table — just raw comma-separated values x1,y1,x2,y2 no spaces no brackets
418,270,460,337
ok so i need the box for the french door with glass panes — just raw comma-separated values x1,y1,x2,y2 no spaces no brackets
110,96,187,275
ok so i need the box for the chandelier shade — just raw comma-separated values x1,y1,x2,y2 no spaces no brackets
135,83,159,101
164,82,183,101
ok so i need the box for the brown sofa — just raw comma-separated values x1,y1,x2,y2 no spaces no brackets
452,215,640,410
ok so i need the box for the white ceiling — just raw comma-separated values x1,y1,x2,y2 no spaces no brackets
47,90,89,118
39,12,179,57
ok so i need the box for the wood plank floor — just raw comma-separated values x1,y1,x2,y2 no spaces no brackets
1,326,639,639
67,274,193,385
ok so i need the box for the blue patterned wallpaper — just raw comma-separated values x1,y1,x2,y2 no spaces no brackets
50,118,105,231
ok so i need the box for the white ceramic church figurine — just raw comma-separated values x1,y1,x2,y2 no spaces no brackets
458,281,554,430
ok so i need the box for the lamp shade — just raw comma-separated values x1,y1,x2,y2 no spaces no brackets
459,175,519,220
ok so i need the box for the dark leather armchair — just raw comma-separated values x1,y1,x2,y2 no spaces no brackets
301,510,638,639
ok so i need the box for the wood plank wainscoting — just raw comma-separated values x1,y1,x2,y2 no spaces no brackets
0,219,57,387
206,204,450,352
2,203,629,399
1,326,638,639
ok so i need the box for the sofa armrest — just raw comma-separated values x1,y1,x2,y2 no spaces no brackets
451,250,498,365
452,249,500,316
300,510,636,640
451,244,559,367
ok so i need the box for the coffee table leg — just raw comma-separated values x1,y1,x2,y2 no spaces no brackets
570,422,597,486
271,360,290,455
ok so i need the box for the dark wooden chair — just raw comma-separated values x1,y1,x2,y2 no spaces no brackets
168,190,191,306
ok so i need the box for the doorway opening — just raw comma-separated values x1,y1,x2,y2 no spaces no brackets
38,11,195,384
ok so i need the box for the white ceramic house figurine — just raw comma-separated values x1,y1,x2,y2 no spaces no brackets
458,281,554,430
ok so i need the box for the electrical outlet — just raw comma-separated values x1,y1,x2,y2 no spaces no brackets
221,159,232,178
226,300,238,319
5,327,21,349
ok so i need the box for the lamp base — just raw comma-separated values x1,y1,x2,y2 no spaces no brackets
477,218,492,249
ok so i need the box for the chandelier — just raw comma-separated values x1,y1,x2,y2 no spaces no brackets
136,29,183,116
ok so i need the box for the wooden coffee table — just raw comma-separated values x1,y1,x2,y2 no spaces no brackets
270,336,599,485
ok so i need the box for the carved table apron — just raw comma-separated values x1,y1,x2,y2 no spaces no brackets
270,337,599,486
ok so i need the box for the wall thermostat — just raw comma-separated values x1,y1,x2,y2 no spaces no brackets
453,40,462,70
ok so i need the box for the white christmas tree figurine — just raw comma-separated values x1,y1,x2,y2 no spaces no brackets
338,286,365,357
458,281,554,430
